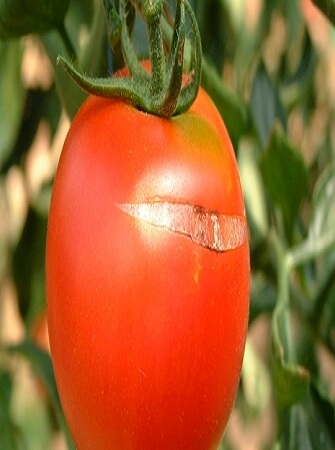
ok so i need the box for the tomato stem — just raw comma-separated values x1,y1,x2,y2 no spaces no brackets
143,0,166,97
57,0,202,117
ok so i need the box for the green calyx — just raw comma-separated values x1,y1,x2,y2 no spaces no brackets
57,0,202,118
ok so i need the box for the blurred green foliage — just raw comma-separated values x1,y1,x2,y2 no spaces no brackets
0,0,335,449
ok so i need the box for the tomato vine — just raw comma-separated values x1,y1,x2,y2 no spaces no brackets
58,0,202,117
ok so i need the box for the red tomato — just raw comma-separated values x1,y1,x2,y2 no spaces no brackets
46,79,250,449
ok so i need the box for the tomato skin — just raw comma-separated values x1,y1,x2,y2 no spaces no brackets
46,85,249,450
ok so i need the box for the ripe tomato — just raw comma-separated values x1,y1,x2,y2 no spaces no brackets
46,80,250,449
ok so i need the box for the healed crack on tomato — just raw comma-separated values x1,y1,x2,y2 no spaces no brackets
116,201,247,252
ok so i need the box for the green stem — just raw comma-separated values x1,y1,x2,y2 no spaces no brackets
148,17,165,97
57,55,145,105
136,0,165,95
286,231,335,270
272,231,296,365
166,0,184,74
57,0,202,117
160,0,185,116
175,0,202,114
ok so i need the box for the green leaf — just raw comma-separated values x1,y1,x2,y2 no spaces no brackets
5,340,76,450
41,31,87,119
310,383,335,443
308,162,335,352
249,274,277,323
286,162,335,271
0,370,11,412
195,0,235,70
0,0,70,38
0,40,25,171
316,268,335,353
0,371,23,450
201,57,247,149
238,138,269,246
79,0,109,77
39,0,106,119
281,32,317,112
251,62,287,146
284,0,304,43
271,304,310,410
276,386,335,449
12,207,48,328
260,125,308,239
241,339,271,416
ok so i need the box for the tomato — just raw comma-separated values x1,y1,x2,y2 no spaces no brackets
46,80,250,449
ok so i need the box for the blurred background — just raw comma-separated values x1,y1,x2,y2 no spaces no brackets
1,0,335,448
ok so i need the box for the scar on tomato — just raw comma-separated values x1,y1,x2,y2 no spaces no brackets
116,201,247,252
